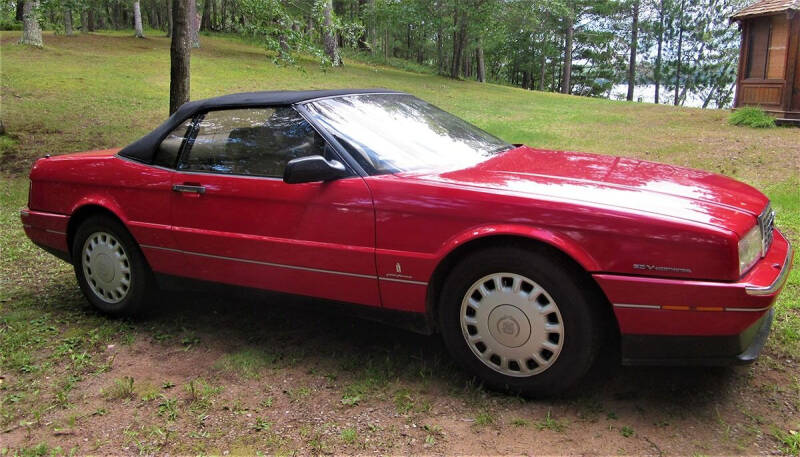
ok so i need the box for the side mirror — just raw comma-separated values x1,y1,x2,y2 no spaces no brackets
283,155,349,184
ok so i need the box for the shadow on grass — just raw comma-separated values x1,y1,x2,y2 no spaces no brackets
19,277,744,412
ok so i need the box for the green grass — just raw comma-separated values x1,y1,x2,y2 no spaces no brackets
729,107,776,129
536,410,567,432
772,428,800,456
474,409,495,426
340,427,358,444
103,376,135,400
213,347,277,379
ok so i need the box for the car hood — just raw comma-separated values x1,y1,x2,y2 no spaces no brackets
399,146,767,234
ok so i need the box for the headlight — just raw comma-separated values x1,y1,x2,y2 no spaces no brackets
739,224,762,275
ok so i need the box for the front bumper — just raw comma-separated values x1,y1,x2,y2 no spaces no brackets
593,229,792,365
621,308,774,365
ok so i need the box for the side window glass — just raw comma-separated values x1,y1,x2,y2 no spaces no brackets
154,118,193,168
179,107,327,177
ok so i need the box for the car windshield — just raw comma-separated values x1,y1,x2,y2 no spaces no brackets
302,94,513,174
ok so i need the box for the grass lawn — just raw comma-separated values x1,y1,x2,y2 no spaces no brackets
1,30,799,455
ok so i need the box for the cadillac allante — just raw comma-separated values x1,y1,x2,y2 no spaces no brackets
21,89,793,395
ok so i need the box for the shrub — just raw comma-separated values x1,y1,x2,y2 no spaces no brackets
729,107,776,128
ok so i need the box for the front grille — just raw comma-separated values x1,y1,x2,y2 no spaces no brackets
758,203,775,256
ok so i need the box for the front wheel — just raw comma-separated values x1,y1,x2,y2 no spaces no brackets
72,215,153,316
438,246,601,397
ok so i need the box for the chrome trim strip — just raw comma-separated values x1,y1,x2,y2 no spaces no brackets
140,244,377,280
18,209,68,219
746,243,793,296
613,303,660,310
615,303,774,313
45,229,67,235
724,306,772,312
379,277,428,286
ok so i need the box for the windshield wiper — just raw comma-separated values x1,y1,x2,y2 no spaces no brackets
491,145,515,154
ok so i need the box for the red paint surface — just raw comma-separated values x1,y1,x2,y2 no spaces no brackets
23,146,791,338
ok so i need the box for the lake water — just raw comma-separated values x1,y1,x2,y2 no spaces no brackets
608,84,726,109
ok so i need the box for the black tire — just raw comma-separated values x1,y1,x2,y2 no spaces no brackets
438,245,602,397
71,214,153,317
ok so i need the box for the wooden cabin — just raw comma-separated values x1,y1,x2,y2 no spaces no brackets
731,0,800,122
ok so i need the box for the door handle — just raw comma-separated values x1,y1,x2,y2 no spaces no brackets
172,184,206,194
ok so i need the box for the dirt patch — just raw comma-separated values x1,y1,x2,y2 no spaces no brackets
3,285,799,455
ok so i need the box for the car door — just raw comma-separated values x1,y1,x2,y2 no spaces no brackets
169,106,380,307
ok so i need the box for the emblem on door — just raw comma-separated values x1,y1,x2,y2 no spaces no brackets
385,261,413,280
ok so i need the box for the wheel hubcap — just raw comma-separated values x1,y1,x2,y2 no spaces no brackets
488,305,531,348
460,273,564,377
82,232,131,304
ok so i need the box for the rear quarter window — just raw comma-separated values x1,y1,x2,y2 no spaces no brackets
154,118,193,168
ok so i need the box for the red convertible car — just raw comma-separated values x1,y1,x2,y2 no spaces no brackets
21,89,793,395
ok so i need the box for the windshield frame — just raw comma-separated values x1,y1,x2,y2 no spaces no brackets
294,93,513,176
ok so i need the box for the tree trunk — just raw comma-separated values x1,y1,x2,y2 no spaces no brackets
561,18,573,94
553,44,561,92
476,42,485,83
368,0,376,52
151,7,159,30
115,3,123,29
539,48,547,90
384,27,389,60
278,25,289,58
134,0,144,37
436,22,443,74
107,4,117,29
220,0,226,30
64,8,73,35
654,0,664,104
406,23,412,59
15,0,24,21
19,1,43,47
450,10,467,79
170,0,191,114
189,0,200,47
674,0,685,106
322,0,340,66
87,8,95,31
357,0,368,50
200,0,211,31
166,0,173,36
80,10,88,33
626,0,639,101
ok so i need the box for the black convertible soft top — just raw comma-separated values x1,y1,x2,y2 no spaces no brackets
118,88,404,164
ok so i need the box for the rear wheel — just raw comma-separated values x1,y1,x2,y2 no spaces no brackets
72,215,153,316
438,246,601,396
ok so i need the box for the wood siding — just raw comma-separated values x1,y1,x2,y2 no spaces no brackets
767,15,789,78
740,83,784,105
735,12,800,118
790,14,800,110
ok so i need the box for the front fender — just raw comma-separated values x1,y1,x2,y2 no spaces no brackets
432,224,601,272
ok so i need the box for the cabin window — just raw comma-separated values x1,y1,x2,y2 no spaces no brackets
178,107,327,178
746,15,789,80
